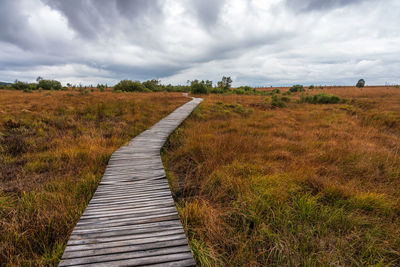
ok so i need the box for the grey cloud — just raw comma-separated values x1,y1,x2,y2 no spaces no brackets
116,0,163,19
286,0,372,12
0,1,38,49
190,0,226,29
105,63,185,81
43,0,163,39
0,0,78,60
43,0,116,38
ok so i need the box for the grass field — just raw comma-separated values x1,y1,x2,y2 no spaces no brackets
163,87,400,266
0,90,188,265
1,87,400,266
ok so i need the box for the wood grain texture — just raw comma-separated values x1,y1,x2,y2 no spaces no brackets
59,98,202,267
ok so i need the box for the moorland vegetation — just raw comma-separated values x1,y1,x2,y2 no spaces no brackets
1,77,400,265
163,86,400,266
0,90,188,265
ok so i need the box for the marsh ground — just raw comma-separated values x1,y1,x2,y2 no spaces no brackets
1,87,399,266
163,87,400,266
0,90,187,265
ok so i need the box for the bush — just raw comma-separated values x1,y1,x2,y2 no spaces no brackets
113,80,149,92
356,79,365,88
209,87,226,94
236,86,254,92
97,84,106,92
289,84,305,92
232,88,246,95
142,79,161,91
217,76,232,91
299,93,341,104
38,79,62,90
12,81,35,91
309,85,314,90
283,90,292,96
271,95,287,108
190,80,209,94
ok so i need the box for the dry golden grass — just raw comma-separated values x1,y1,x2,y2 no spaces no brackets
164,87,400,266
0,90,188,265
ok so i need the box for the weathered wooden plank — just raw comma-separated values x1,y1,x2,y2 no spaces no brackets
71,220,183,235
75,212,180,228
83,201,175,214
79,206,178,220
93,184,170,194
68,228,184,245
88,191,172,203
60,245,191,266
84,201,174,214
84,196,174,208
59,98,202,266
63,239,190,259
149,259,197,267
61,252,195,267
69,223,182,237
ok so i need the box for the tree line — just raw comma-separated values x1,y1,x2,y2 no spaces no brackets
0,76,373,94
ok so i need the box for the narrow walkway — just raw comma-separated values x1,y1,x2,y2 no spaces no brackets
59,98,202,267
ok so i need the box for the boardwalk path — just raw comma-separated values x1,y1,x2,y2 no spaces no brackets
59,98,202,267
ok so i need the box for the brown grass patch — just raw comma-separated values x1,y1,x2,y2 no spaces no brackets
0,90,188,265
164,88,400,265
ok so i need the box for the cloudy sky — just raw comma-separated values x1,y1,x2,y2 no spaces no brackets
0,0,399,86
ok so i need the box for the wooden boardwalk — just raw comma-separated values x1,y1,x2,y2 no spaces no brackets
59,98,202,267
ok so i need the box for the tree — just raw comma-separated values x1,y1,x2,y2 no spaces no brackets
36,76,43,82
217,76,232,91
289,84,305,92
12,81,31,91
114,80,148,92
142,79,161,91
356,79,365,88
190,80,209,94
38,79,62,90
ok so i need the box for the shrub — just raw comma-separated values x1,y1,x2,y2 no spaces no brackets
98,84,105,92
271,95,287,108
283,90,292,96
356,79,365,88
80,89,89,95
232,88,247,95
114,80,149,92
236,86,254,92
209,87,226,94
289,84,305,92
272,89,280,94
38,80,62,90
280,96,291,102
217,76,232,91
299,93,341,104
309,85,314,90
12,81,34,91
142,79,161,92
190,80,210,94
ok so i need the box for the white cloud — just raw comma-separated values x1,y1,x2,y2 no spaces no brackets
0,0,398,86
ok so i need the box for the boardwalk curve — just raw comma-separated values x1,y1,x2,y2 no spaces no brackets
59,98,203,267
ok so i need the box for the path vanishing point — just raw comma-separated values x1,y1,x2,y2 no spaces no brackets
59,98,203,267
